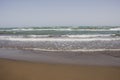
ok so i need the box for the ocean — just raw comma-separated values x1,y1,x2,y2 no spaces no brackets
0,26,120,50
0,26,120,66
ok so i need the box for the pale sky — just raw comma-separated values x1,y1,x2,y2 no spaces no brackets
0,0,120,27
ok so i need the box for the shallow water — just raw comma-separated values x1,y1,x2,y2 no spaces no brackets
0,26,120,66
0,48,120,66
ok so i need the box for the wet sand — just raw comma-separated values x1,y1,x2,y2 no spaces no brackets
0,48,120,66
0,58,120,80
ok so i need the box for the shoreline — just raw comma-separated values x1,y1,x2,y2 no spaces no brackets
0,48,120,66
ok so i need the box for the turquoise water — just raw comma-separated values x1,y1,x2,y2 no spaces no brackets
0,26,120,36
0,26,120,51
0,26,120,66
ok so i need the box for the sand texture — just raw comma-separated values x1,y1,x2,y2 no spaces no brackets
0,59,120,80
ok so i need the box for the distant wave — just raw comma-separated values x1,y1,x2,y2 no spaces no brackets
109,28,120,31
1,47,120,52
0,26,120,42
0,30,120,35
1,28,120,31
0,28,110,32
0,34,111,38
0,35,120,41
0,26,120,31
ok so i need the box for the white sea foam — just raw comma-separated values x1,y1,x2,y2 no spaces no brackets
27,34,111,38
27,35,49,38
12,28,34,31
0,36,120,41
110,28,120,31
66,34,110,38
0,34,112,38
11,28,72,31
23,48,120,52
1,28,120,32
10,27,120,31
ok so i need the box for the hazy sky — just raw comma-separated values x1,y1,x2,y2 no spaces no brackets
0,0,120,27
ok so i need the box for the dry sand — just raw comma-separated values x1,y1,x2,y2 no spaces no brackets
0,58,120,80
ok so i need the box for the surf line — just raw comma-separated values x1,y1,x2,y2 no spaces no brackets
1,47,120,52
1,37,120,41
22,48,120,52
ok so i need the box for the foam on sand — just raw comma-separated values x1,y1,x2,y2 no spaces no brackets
1,37,120,41
23,47,120,52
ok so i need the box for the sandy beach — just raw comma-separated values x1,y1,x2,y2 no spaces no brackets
0,58,120,80
1,0,120,79
0,27,120,80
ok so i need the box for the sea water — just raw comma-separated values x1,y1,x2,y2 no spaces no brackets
0,26,120,51
0,26,120,66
